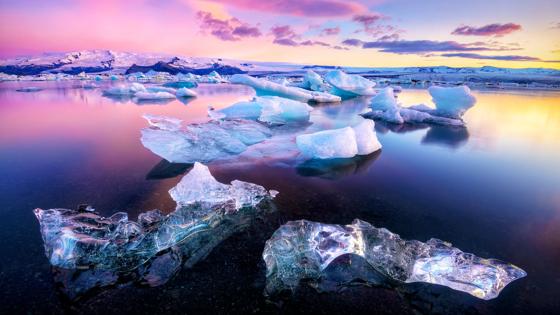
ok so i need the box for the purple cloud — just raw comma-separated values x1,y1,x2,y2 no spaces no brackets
206,0,364,17
352,13,384,30
441,53,559,62
360,39,492,54
341,38,364,47
197,11,261,41
452,23,522,37
320,26,341,36
270,25,339,48
270,25,298,39
273,38,300,46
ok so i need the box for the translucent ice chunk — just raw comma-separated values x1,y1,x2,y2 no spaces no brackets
296,119,382,159
263,219,526,300
301,70,327,92
215,96,313,125
134,91,176,100
176,87,197,97
103,82,147,95
371,87,399,111
34,163,277,290
230,74,341,103
427,85,476,119
324,70,376,97
140,114,272,163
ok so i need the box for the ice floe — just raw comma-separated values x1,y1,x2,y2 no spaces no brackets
141,114,272,163
324,70,377,97
103,82,147,95
426,85,477,119
296,119,382,159
301,70,327,92
364,86,471,126
34,163,277,298
263,219,526,300
210,96,313,125
176,87,197,97
230,74,341,103
134,91,176,100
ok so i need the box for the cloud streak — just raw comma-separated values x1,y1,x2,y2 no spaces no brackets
205,0,364,17
441,53,560,62
451,23,522,37
197,11,261,41
356,39,492,54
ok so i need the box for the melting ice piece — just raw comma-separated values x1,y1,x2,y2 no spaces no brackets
103,82,147,95
230,74,341,103
427,86,476,119
34,163,278,296
141,114,272,163
134,91,176,100
146,86,177,95
365,87,466,126
296,119,382,159
263,219,526,300
214,96,313,125
176,87,197,97
324,70,376,97
301,70,327,92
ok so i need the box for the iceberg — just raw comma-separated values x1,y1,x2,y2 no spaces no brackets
212,96,313,125
263,219,526,300
146,86,177,94
176,87,197,98
424,85,477,119
34,163,277,298
365,87,468,126
134,91,176,100
230,74,341,103
141,114,272,163
301,70,327,92
103,82,147,95
296,119,381,159
324,70,376,97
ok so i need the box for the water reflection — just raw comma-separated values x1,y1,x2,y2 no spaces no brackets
296,151,381,180
422,126,470,149
146,160,193,180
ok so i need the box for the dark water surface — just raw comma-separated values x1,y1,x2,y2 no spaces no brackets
0,81,559,314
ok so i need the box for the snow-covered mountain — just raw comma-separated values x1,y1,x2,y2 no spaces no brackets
0,50,559,85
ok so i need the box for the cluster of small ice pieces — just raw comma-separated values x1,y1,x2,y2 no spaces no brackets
33,163,277,290
263,219,526,300
296,119,382,159
103,82,197,100
364,86,476,126
141,114,271,163
209,96,313,125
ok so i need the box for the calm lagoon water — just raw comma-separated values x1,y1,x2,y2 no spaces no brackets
0,81,559,314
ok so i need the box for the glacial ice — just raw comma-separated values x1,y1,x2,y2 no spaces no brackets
134,91,176,100
365,87,468,126
324,70,376,97
103,82,147,95
212,96,313,125
301,70,327,92
427,85,477,119
176,87,197,97
146,86,177,94
263,219,526,300
34,163,277,297
141,114,272,163
296,119,382,159
230,74,341,103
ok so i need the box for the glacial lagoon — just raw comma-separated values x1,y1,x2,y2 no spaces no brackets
0,81,559,314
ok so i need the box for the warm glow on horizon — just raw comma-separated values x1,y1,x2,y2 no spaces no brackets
0,0,559,69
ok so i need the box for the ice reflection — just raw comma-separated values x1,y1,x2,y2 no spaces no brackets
296,151,381,180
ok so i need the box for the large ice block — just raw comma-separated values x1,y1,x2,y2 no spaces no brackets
324,70,377,97
141,114,272,163
427,85,476,119
34,163,278,298
230,74,341,103
263,219,526,300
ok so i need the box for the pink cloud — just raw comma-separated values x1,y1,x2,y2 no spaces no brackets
320,26,341,36
452,23,522,37
197,11,262,41
205,0,365,17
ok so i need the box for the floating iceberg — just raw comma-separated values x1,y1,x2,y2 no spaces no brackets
176,87,197,98
296,119,381,159
230,74,341,103
211,96,313,125
426,85,477,119
301,70,327,92
141,114,272,163
34,163,277,298
365,87,468,126
146,86,177,94
324,70,376,97
103,82,147,95
263,219,526,300
134,91,176,100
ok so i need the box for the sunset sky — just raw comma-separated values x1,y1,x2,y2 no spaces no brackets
1,0,559,68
